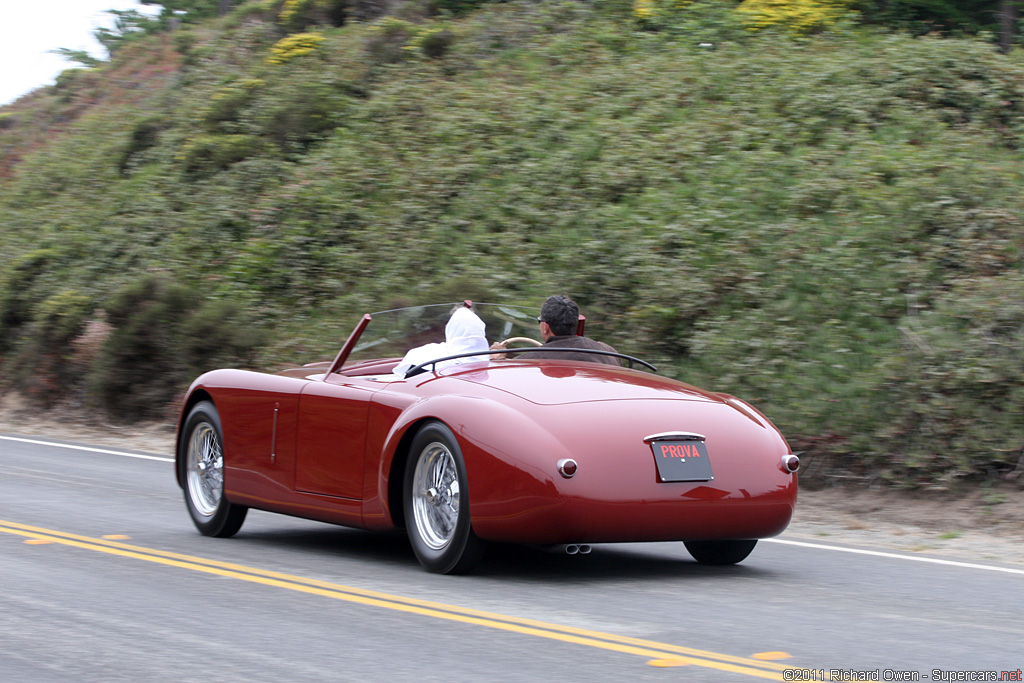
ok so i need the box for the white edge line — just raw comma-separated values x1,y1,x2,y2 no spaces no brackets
764,537,1024,575
0,435,173,463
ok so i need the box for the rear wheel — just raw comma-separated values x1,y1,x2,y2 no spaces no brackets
404,422,484,574
181,401,247,537
684,539,757,565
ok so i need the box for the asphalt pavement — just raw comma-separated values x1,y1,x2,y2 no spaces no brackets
2,434,1022,682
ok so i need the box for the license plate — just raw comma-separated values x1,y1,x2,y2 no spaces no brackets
651,440,714,482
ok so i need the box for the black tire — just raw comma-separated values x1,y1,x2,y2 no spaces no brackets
403,421,485,574
180,401,247,537
684,539,757,565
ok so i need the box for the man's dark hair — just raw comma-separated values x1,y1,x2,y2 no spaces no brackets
540,295,579,336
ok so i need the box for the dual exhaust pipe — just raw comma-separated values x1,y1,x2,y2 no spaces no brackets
555,543,592,555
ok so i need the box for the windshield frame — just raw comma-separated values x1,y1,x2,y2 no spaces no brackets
326,302,542,375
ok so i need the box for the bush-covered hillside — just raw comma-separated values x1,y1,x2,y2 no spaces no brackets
2,0,1024,488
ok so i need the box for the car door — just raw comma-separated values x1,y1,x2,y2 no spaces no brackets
293,375,379,500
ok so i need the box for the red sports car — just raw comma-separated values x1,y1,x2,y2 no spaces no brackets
175,302,798,573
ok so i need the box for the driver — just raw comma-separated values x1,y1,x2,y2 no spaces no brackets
491,295,622,366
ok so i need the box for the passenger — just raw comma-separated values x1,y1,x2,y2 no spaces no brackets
491,295,622,366
394,306,489,375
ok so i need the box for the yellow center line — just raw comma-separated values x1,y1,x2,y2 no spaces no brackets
1,519,792,680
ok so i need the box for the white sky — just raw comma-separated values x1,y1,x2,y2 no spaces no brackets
0,1,161,106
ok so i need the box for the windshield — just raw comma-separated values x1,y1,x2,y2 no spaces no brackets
343,302,540,367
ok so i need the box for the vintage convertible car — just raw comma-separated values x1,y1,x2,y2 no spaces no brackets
175,302,799,573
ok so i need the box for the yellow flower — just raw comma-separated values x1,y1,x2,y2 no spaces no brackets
278,0,303,25
267,32,325,65
737,0,853,33
633,0,656,19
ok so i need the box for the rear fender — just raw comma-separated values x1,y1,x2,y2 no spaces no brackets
377,395,569,534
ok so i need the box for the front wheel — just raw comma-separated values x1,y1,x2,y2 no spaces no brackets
404,422,484,574
180,401,247,537
684,539,757,565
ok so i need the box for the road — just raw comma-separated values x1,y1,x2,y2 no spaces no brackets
2,433,1022,682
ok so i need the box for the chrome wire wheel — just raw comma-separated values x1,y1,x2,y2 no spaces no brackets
403,422,484,573
179,401,246,537
186,422,224,519
410,441,460,550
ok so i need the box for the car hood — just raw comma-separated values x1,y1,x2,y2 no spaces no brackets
444,361,726,407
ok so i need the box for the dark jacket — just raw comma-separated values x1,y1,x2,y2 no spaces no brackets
529,335,622,366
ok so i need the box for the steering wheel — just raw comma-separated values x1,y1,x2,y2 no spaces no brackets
501,337,543,347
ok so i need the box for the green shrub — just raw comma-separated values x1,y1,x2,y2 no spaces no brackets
412,27,456,59
244,72,350,148
9,290,93,406
0,249,60,352
34,290,92,348
277,0,348,32
180,299,266,372
225,0,280,27
178,133,269,177
852,0,1003,37
173,28,199,55
89,276,264,419
364,18,458,64
875,274,1024,484
365,17,420,64
52,68,103,103
53,68,90,91
435,0,490,16
632,0,749,41
201,79,265,131
119,115,170,172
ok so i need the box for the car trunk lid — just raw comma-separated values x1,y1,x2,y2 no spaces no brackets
445,361,725,406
